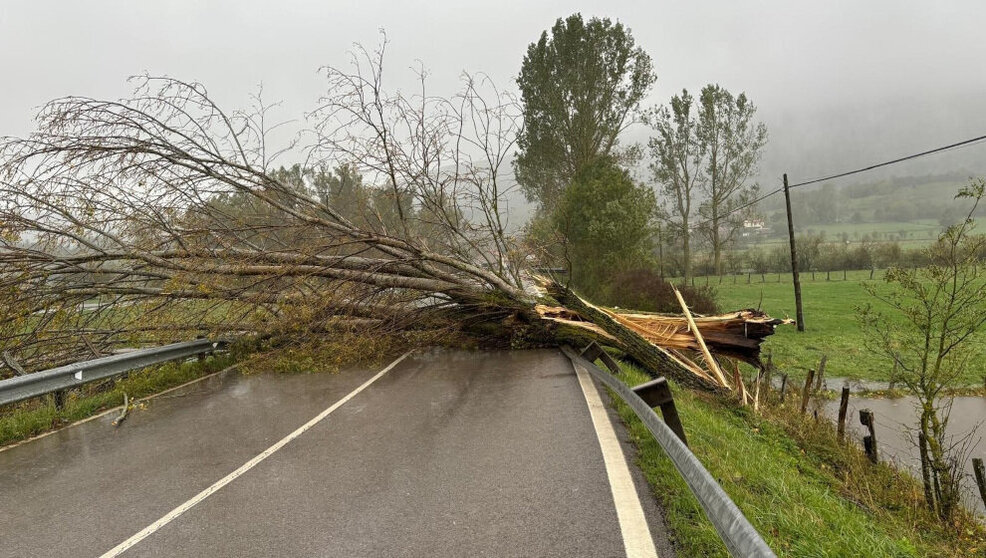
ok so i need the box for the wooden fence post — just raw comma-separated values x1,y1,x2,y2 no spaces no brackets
814,355,827,391
732,362,748,406
763,354,773,399
837,386,850,441
779,374,788,403
860,409,878,463
800,369,816,415
973,458,986,513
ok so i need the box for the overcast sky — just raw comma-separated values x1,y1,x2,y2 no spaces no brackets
3,1,986,189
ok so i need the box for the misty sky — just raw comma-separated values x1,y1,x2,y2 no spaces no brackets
3,1,986,190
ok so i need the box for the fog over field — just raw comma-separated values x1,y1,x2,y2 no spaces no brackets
3,1,986,199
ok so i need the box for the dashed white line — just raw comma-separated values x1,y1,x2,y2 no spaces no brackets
573,360,659,558
98,351,413,558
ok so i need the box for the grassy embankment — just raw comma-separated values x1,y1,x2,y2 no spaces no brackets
702,269,986,385
609,360,986,557
0,352,238,448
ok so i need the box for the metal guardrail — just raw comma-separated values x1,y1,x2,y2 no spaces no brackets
561,345,776,558
0,339,225,407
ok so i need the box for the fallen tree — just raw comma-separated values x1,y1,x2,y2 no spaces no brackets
0,45,789,392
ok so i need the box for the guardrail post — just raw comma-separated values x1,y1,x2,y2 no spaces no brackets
632,377,688,446
580,342,620,375
53,390,66,410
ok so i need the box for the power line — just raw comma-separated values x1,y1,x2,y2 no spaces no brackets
787,133,986,190
671,132,986,232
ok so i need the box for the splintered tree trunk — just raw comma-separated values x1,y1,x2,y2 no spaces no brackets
550,285,726,393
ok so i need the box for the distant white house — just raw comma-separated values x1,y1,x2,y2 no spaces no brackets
741,218,767,237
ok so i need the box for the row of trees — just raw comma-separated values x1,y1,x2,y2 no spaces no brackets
515,14,767,296
654,237,937,278
648,86,767,279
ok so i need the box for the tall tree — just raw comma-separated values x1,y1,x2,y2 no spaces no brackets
695,84,768,276
553,157,656,293
515,13,655,211
647,90,702,281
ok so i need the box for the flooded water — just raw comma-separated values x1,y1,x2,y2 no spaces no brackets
822,395,986,516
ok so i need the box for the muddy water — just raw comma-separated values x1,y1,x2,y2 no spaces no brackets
822,395,986,516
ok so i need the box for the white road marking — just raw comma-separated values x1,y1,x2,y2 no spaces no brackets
573,361,659,558
98,351,413,558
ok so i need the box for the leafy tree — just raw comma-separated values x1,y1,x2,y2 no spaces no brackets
309,164,370,225
861,179,986,522
553,157,656,293
647,90,701,280
796,232,823,272
515,13,655,211
695,84,768,276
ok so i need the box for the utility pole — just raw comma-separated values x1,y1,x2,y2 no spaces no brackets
783,174,805,331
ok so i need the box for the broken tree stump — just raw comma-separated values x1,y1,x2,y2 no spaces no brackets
547,284,726,393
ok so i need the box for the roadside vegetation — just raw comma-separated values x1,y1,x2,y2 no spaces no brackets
610,360,986,557
0,352,238,448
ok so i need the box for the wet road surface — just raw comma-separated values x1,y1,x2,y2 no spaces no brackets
0,348,674,557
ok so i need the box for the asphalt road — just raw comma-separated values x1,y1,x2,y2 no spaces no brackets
0,348,674,557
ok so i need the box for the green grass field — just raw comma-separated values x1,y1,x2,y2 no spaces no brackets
705,270,986,385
